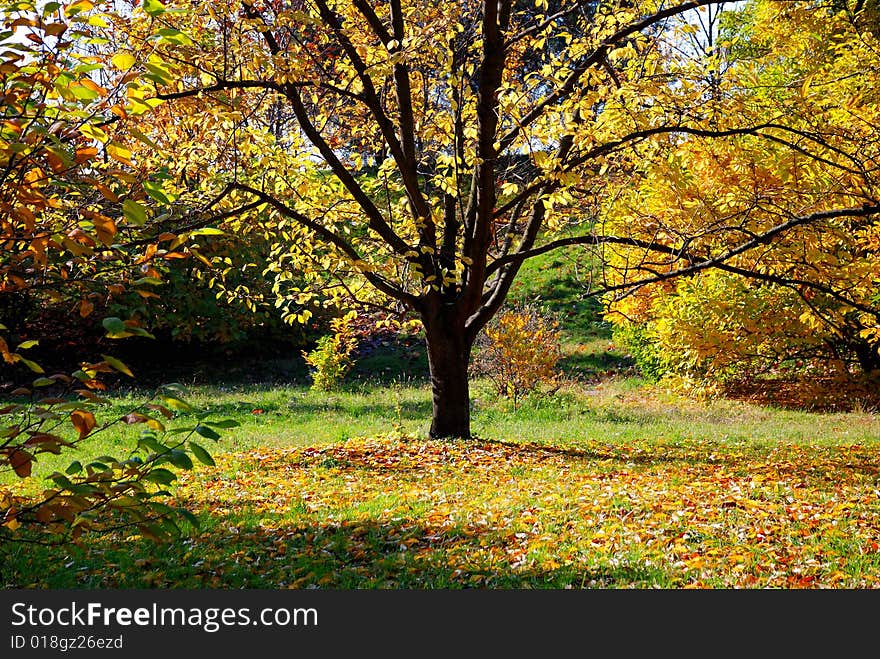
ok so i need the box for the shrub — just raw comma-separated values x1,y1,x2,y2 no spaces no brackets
611,323,668,382
303,312,358,391
473,306,561,409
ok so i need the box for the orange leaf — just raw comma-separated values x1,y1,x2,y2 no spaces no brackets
9,450,33,478
45,150,66,173
70,410,96,440
79,78,105,95
92,215,117,245
94,183,119,201
75,147,99,164
44,22,67,37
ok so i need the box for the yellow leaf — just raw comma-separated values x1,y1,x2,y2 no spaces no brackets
80,124,108,143
106,142,132,165
112,53,136,70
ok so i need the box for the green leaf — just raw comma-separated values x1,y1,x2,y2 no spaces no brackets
132,277,164,286
143,180,174,204
17,339,39,350
143,468,177,485
123,199,148,226
143,63,174,86
69,483,100,496
65,460,83,475
69,84,99,101
188,441,215,466
49,473,75,489
168,449,193,470
138,435,167,455
176,507,200,529
74,63,103,75
156,27,193,45
102,317,129,338
143,0,166,16
195,424,221,441
19,357,44,374
127,326,156,339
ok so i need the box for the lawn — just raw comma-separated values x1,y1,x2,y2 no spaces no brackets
4,378,880,589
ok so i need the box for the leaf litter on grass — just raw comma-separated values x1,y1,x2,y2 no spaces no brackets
5,433,880,588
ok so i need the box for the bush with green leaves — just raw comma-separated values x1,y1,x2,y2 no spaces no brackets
111,233,296,346
611,323,668,382
0,373,237,544
303,312,358,391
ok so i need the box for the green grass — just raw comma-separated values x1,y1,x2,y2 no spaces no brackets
507,245,608,342
506,246,633,379
0,382,432,485
3,377,880,589
5,377,879,488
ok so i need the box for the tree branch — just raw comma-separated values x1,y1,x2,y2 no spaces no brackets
232,182,420,307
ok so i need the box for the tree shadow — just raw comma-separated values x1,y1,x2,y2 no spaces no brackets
558,350,634,379
203,395,433,422
722,376,880,413
5,435,880,589
231,433,880,487
1,512,665,589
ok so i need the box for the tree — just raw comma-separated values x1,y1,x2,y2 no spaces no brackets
602,0,880,382
116,0,879,438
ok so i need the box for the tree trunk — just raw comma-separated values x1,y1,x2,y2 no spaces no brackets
424,316,473,439
853,339,880,375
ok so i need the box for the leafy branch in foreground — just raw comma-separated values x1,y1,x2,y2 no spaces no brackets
0,2,237,544
0,371,238,545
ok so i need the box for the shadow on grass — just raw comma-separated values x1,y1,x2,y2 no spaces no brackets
475,437,880,482
349,354,430,386
558,351,634,378
202,395,433,422
5,436,879,589
1,512,664,590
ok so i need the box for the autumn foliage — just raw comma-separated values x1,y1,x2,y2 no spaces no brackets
0,0,236,543
109,0,876,437
8,429,880,589
602,1,880,384
303,312,359,391
473,307,561,408
4,0,880,550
